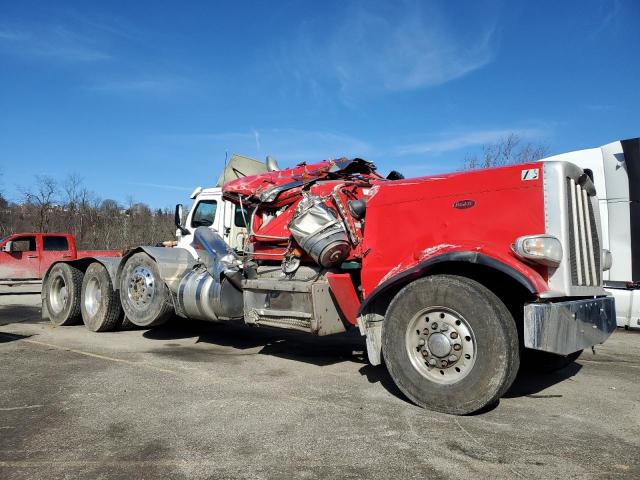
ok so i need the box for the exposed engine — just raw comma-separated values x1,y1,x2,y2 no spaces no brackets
173,158,380,329
223,157,379,274
288,193,351,268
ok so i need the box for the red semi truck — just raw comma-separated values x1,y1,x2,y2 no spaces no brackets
0,233,120,280
41,158,616,414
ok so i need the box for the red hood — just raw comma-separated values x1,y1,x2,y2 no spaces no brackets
223,158,381,203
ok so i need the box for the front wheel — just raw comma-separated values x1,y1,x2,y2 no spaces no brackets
119,252,173,327
382,275,519,415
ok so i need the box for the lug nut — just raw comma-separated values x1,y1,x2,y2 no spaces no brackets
431,322,438,330
440,360,448,368
453,343,461,351
428,359,437,367
448,355,458,363
421,349,429,357
418,338,425,346
441,324,449,331
450,331,458,339
423,328,430,335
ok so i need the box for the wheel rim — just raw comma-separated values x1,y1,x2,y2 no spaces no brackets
127,265,156,311
405,306,476,385
84,276,102,317
49,275,68,314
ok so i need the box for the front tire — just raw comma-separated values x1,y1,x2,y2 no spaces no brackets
45,263,84,326
382,275,519,415
81,262,123,332
119,252,172,327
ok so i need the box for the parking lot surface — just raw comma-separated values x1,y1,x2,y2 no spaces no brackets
1,288,639,479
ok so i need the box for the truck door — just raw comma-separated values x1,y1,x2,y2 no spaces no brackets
0,235,39,279
228,204,249,252
190,199,218,231
41,235,73,277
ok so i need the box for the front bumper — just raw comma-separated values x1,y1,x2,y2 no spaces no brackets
524,297,616,355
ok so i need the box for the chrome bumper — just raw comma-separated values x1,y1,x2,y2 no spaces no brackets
524,297,616,355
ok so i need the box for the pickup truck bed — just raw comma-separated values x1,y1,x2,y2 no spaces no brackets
0,233,121,280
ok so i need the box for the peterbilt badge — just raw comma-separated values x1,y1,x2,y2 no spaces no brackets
453,199,475,209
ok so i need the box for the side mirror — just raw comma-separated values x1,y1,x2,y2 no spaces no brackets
174,204,189,235
175,204,184,227
2,242,12,252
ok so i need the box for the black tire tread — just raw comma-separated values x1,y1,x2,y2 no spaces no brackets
46,263,84,326
81,262,123,332
382,274,520,415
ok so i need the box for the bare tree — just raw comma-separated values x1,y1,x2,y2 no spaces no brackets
462,133,549,170
1,175,175,249
21,175,58,232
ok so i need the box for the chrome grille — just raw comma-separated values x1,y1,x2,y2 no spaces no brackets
566,178,601,286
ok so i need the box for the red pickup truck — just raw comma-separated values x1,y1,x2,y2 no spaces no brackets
0,233,120,280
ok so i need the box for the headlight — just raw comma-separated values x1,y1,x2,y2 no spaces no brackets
512,235,563,267
602,249,612,271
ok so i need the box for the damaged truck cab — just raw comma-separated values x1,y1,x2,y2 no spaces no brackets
42,157,616,415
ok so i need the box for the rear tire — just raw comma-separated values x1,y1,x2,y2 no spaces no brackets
80,262,123,332
382,275,520,415
119,252,172,327
119,317,138,330
45,263,84,326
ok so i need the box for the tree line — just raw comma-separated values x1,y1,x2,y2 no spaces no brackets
461,133,549,170
0,174,176,250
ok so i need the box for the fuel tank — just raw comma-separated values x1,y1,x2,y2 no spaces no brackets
176,267,243,321
174,227,243,321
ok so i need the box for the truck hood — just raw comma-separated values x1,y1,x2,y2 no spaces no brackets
223,158,380,203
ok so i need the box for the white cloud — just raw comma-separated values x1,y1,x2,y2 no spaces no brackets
0,29,28,41
86,77,188,95
171,129,373,164
0,23,111,62
590,0,621,39
279,0,497,99
393,128,546,156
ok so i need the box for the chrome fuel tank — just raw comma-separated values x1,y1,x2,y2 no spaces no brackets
176,267,243,321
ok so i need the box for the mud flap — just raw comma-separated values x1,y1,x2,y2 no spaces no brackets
357,314,383,366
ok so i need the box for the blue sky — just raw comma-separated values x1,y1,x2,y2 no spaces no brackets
0,0,638,208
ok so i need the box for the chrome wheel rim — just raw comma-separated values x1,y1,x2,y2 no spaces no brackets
127,265,155,311
405,306,476,385
84,277,102,317
49,275,68,314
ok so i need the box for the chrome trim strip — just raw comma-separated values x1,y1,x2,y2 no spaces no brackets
569,178,583,284
576,181,590,285
582,188,597,285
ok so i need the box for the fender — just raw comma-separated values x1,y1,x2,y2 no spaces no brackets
41,256,123,298
359,246,548,316
116,246,195,294
40,256,124,321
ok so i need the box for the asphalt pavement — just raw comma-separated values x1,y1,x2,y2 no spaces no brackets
1,288,639,479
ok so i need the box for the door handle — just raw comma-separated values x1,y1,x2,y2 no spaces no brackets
62,255,72,258
27,255,39,259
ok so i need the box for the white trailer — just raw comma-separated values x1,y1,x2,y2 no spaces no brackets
542,138,640,329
